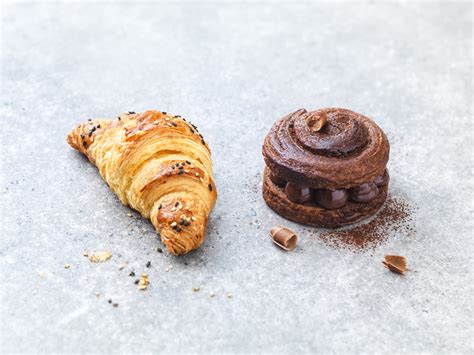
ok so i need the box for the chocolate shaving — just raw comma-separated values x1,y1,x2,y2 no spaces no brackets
306,112,327,132
270,226,298,251
383,255,407,274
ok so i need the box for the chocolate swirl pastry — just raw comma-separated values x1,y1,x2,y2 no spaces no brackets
262,108,390,228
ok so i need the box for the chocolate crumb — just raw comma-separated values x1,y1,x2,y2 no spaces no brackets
112,303,119,307
319,196,414,251
129,271,135,277
157,247,163,253
146,261,151,268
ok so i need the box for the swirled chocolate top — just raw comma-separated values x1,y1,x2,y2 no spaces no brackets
262,108,390,189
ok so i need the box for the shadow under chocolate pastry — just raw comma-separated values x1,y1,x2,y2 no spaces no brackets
262,108,390,228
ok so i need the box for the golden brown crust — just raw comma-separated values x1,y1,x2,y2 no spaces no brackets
66,119,111,157
67,110,217,255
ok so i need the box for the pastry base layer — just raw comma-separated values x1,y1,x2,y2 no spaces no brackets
262,168,388,228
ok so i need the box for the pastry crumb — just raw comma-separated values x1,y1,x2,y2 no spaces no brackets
64,264,71,269
192,287,200,292
138,273,150,290
89,251,112,263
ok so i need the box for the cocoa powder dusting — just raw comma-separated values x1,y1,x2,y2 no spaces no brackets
319,196,414,251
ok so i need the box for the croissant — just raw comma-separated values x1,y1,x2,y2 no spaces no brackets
67,110,217,255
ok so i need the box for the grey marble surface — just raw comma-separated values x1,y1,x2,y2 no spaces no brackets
1,1,472,353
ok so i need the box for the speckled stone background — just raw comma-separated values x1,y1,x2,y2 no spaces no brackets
1,1,472,353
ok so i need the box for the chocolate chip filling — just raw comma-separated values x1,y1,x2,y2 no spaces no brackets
349,182,379,203
314,189,348,210
374,170,389,187
269,172,287,187
271,170,388,209
284,183,313,204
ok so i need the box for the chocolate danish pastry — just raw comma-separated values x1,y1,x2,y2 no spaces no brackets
262,108,390,228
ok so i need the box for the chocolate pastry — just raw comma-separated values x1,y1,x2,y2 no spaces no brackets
262,108,390,228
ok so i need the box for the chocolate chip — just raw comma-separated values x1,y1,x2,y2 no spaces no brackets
314,189,348,209
374,170,389,187
284,183,312,204
349,182,379,203
269,173,286,188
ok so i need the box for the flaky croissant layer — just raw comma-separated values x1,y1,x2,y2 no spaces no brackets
67,110,217,255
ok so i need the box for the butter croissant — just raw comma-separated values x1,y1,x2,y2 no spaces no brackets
67,110,217,255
